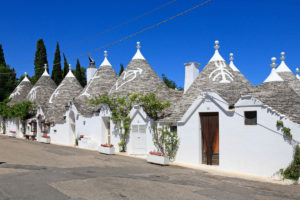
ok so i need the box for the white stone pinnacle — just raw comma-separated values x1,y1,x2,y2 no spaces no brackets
209,40,225,62
132,41,145,60
264,57,283,83
100,50,112,66
296,68,300,80
229,53,239,72
276,51,292,73
42,63,49,76
23,72,30,82
66,64,75,78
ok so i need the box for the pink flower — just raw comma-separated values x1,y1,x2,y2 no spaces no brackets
101,143,113,148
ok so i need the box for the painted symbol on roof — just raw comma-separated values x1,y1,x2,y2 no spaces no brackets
49,82,68,103
79,73,101,97
209,61,234,83
28,86,41,101
9,85,24,98
115,68,143,90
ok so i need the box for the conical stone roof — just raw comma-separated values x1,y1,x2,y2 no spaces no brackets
26,66,57,109
275,52,300,96
109,42,179,108
163,41,253,122
45,66,83,123
249,81,300,124
73,52,118,117
8,73,33,105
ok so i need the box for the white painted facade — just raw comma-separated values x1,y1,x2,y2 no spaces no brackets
175,90,299,177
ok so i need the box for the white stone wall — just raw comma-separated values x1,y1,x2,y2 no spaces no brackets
175,93,299,177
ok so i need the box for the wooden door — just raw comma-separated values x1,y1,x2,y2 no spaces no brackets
200,113,219,165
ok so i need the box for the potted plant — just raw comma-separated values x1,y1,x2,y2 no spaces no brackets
147,125,179,166
8,130,16,137
98,143,115,155
147,151,169,165
40,135,51,144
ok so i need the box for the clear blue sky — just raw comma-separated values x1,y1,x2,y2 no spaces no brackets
1,0,300,86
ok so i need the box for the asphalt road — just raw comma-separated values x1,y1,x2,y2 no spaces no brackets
0,135,299,200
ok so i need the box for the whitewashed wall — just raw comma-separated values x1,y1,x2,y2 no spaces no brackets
175,92,299,177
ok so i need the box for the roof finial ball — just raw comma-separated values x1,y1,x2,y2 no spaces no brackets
68,64,71,71
270,57,277,69
104,50,108,58
137,41,141,49
229,53,234,61
280,52,286,61
44,63,48,70
296,67,299,74
24,72,27,77
214,40,220,50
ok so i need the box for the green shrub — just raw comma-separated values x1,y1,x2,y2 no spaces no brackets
283,145,300,181
282,127,292,139
276,120,284,127
152,125,179,160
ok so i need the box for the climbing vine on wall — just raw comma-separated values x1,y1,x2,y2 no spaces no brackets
90,91,171,152
276,120,299,181
277,120,293,139
0,99,35,134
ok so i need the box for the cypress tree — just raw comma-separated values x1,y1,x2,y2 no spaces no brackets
0,45,17,101
119,63,124,76
33,39,48,84
51,42,63,85
75,59,86,87
63,53,69,77
0,44,6,66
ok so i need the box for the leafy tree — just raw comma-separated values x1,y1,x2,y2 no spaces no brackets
119,64,124,76
0,66,17,101
75,59,86,87
162,73,183,91
63,53,69,77
90,91,171,152
152,125,179,160
51,42,63,85
0,44,6,66
33,39,48,84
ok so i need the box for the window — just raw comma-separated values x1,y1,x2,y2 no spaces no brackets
170,126,177,133
131,124,146,134
244,111,257,125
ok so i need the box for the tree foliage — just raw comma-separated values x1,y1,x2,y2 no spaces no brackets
119,64,124,76
90,91,171,152
0,44,6,66
0,45,17,101
152,125,179,160
0,100,35,134
0,65,17,102
162,73,183,91
75,59,86,87
33,39,48,84
283,145,300,181
63,53,69,77
51,42,63,85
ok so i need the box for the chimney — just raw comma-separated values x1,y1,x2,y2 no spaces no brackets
87,55,97,83
184,62,200,93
